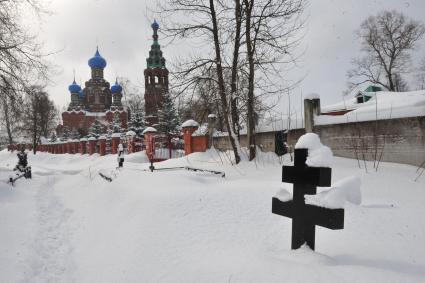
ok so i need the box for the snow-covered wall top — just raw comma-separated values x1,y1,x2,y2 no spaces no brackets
142,127,157,134
317,90,425,125
304,93,320,100
181,119,199,128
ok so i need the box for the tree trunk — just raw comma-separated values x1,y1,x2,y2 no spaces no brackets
230,0,242,139
244,0,256,161
32,101,38,155
209,0,241,164
2,98,14,145
388,73,395,91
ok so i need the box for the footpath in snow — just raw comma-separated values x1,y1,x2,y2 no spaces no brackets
0,149,425,282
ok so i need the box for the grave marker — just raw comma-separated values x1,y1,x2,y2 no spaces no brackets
272,148,344,250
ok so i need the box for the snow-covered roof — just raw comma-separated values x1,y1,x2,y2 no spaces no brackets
111,133,121,138
88,137,97,141
80,138,88,142
126,130,136,136
321,92,378,114
321,84,383,114
317,90,425,125
181,119,199,128
99,136,107,140
142,127,157,134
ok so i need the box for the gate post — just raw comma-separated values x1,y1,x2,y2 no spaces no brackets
181,120,199,155
143,127,157,161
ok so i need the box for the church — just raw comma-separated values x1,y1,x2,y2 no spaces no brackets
61,47,127,134
60,20,169,136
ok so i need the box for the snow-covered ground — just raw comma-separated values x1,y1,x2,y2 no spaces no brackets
1,149,425,282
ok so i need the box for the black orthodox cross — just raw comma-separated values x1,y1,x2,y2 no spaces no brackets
272,148,344,250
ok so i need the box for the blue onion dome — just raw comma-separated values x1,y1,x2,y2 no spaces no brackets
111,79,122,94
78,89,84,98
151,19,159,30
88,47,107,69
68,80,81,93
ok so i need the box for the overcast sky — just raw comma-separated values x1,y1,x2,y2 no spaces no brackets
26,0,425,115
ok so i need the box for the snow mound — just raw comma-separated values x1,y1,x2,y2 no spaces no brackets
295,133,333,167
305,93,320,100
181,119,199,128
305,175,362,209
275,187,293,202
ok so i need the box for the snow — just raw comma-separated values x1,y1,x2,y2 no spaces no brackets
192,123,209,136
88,137,96,141
275,186,293,202
318,90,425,125
1,149,425,282
65,110,107,117
208,114,216,118
181,119,199,128
295,133,333,167
126,130,136,136
111,133,121,138
304,92,320,100
142,127,157,134
305,176,362,209
98,136,106,140
79,138,87,142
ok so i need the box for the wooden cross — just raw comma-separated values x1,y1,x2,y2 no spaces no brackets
272,148,344,250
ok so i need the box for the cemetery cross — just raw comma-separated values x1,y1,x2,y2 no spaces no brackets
272,148,344,250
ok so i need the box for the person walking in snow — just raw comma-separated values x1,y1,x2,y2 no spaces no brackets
117,143,125,168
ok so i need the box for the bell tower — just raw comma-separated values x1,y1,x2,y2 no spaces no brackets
144,20,169,126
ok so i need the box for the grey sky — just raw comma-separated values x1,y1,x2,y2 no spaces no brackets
28,0,425,115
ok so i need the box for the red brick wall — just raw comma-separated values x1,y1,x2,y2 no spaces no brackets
62,110,128,132
192,136,208,153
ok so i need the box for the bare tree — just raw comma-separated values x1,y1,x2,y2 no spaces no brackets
348,10,425,91
242,0,305,160
21,86,58,154
0,0,51,146
0,76,23,144
158,0,242,163
119,77,145,115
